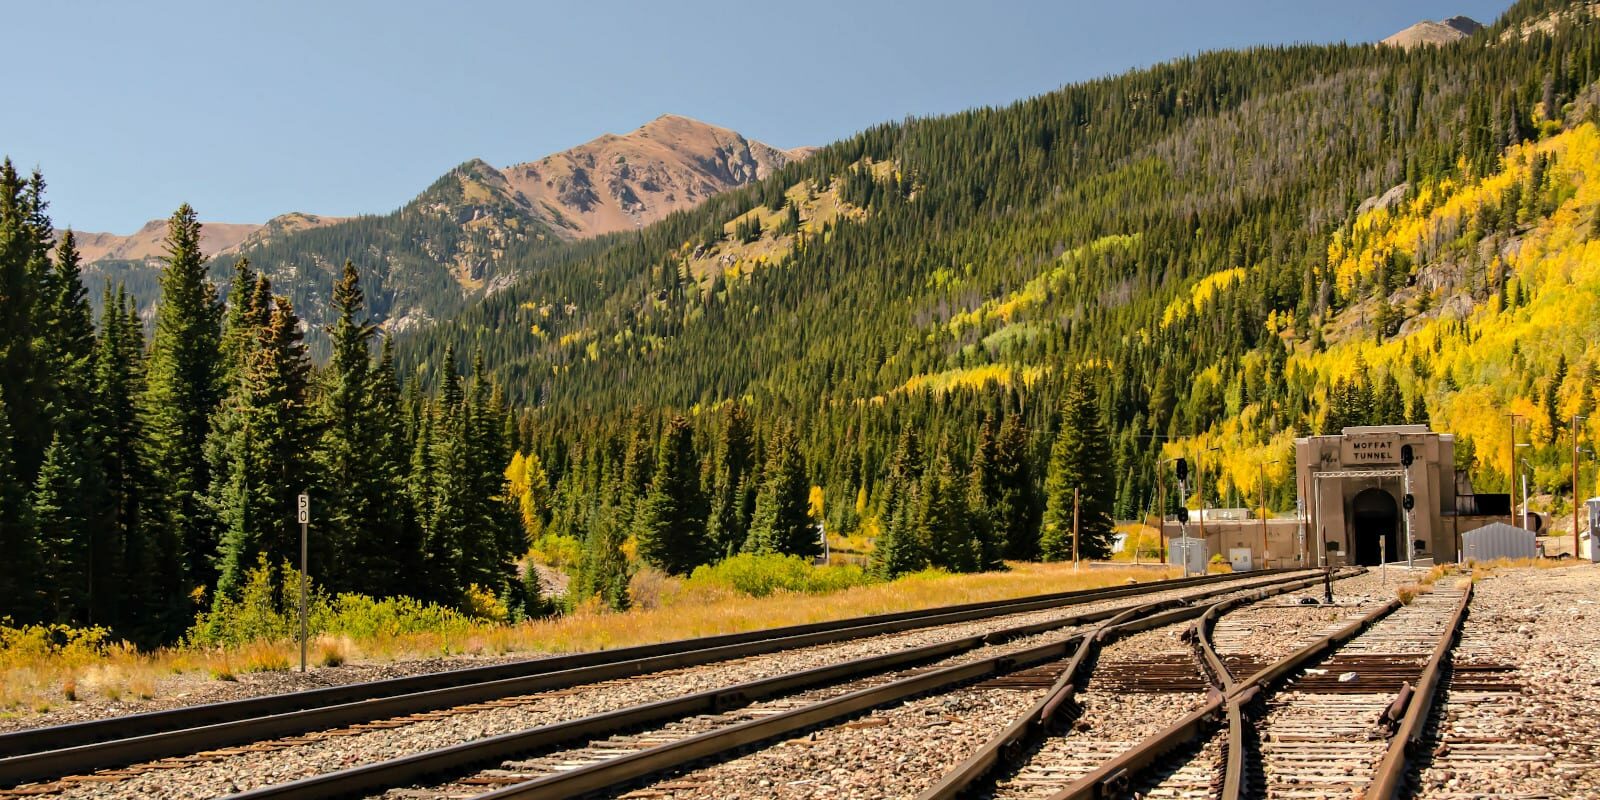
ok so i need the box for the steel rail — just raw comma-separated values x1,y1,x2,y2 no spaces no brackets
1045,596,1406,800
1362,582,1474,800
915,573,1348,800
0,570,1296,787
229,572,1330,800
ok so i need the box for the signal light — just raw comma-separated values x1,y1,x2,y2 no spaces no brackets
1175,458,1189,481
1400,444,1414,467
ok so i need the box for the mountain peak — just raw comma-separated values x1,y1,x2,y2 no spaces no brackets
490,115,809,238
1381,15,1482,49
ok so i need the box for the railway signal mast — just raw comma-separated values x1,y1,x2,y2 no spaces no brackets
1401,444,1415,569
1175,458,1191,577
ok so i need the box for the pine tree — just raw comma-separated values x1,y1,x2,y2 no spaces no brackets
0,396,37,619
312,262,400,596
1040,373,1115,560
745,424,815,557
924,447,978,573
371,336,423,596
210,290,313,602
92,289,150,635
967,416,998,568
871,428,926,578
140,204,222,633
634,415,711,574
32,231,106,625
993,413,1039,560
32,433,88,622
705,403,755,558
0,161,52,483
575,502,630,610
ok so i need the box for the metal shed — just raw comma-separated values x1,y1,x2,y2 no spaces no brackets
1460,522,1536,563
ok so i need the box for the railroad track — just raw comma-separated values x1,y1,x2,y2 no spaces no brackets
0,569,1315,796
964,577,1471,800
250,571,1343,800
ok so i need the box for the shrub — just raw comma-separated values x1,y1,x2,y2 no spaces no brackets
530,533,584,570
685,553,875,598
462,585,509,623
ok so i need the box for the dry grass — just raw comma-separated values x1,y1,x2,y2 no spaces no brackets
1,562,1183,715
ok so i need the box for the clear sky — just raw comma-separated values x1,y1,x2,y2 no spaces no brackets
2,0,1510,233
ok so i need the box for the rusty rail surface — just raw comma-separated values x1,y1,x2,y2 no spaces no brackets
914,572,1346,800
228,572,1329,800
1045,595,1404,800
1363,582,1474,800
0,569,1298,789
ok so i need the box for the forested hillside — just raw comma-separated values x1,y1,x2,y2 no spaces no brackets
4,0,1600,644
406,0,1600,542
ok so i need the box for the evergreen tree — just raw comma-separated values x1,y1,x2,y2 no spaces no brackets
140,204,222,632
1040,373,1115,560
745,424,815,557
31,433,88,622
575,502,630,610
705,403,755,558
634,415,711,574
923,446,978,572
871,428,927,578
210,290,313,602
92,290,150,634
0,397,36,619
311,262,402,596
993,413,1039,560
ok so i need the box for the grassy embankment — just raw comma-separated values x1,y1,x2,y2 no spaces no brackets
1,559,1177,716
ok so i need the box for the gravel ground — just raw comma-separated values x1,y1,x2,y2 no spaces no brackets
393,574,1338,798
602,573,1359,800
1210,568,1395,667
1415,563,1600,799
617,686,1047,800
31,572,1314,799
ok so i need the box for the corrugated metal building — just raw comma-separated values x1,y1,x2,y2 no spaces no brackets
1460,522,1536,562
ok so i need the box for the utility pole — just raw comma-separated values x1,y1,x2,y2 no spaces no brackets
1259,459,1279,569
1508,413,1522,529
1575,415,1587,559
297,492,310,673
1157,457,1174,564
1072,487,1080,571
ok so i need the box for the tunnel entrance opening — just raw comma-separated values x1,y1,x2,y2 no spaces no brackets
1351,488,1400,566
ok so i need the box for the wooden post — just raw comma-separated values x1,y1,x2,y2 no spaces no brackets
1258,464,1268,569
1072,487,1080,570
1508,413,1520,529
1158,467,1167,564
1576,415,1586,559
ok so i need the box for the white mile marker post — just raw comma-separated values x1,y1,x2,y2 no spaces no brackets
298,492,310,673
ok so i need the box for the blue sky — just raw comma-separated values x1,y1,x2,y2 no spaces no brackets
2,0,1509,233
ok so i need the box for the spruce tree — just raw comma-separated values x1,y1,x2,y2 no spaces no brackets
210,290,313,602
993,413,1039,560
871,427,927,578
923,447,978,573
92,290,150,635
705,402,755,558
311,262,402,596
142,204,222,627
1040,373,1115,560
0,397,37,619
634,415,711,574
32,433,88,622
745,424,815,558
